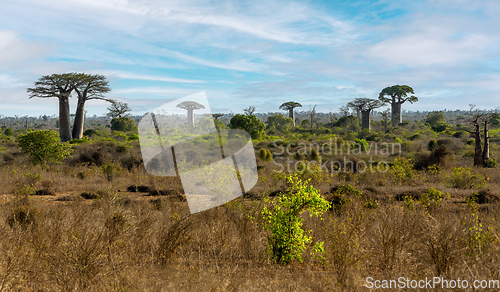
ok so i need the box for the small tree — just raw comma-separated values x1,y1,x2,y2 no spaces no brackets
17,130,72,166
261,175,330,265
229,114,265,139
107,101,131,118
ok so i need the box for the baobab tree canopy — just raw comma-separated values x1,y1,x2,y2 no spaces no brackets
378,85,418,126
177,101,205,127
279,101,302,126
347,98,384,130
27,72,112,141
279,101,302,111
72,73,111,139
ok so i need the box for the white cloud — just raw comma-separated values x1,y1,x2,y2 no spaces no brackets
0,30,53,67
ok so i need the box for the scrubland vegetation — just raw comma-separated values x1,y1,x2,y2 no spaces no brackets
0,109,500,291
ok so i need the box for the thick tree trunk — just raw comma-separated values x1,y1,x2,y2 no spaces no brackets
361,109,371,130
391,102,402,127
187,109,194,127
288,109,295,126
72,99,85,139
58,96,72,142
483,120,489,165
474,122,483,166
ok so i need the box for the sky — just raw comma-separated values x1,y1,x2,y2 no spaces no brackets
1,0,500,117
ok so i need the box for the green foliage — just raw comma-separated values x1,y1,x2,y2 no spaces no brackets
259,148,273,161
17,130,73,166
266,114,294,133
229,114,265,139
110,117,136,132
100,162,122,182
462,194,496,257
354,138,369,152
402,195,416,211
128,133,139,141
447,167,487,189
389,157,418,185
427,139,438,151
261,175,330,265
330,185,362,214
420,187,445,210
83,129,100,137
4,128,14,136
364,199,379,209
424,111,450,132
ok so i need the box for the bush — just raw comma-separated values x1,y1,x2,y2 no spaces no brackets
261,175,330,265
17,130,73,166
447,167,487,189
414,145,452,170
389,157,418,185
111,117,136,132
427,139,438,151
4,128,14,136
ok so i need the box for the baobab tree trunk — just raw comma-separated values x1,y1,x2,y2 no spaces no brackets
187,109,194,127
483,120,490,165
288,109,295,126
72,99,85,139
474,122,483,166
391,102,402,127
58,96,72,142
361,109,371,130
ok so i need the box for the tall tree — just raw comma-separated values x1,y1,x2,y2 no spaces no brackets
347,98,384,130
72,74,111,139
465,105,492,166
279,101,302,126
27,73,78,142
176,101,205,128
107,101,131,118
378,85,418,126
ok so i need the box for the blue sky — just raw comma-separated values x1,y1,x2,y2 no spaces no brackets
1,0,499,116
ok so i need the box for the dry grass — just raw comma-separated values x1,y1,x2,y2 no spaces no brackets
1,139,500,291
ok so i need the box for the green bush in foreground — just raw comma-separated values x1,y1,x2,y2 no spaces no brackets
261,175,330,265
17,130,72,166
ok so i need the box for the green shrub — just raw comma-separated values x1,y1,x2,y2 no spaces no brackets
261,175,330,265
447,167,487,189
427,139,438,151
17,130,73,166
389,157,418,185
111,117,136,132
4,128,14,136
100,162,122,182
420,187,445,209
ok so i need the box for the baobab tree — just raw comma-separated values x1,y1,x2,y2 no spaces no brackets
177,101,205,127
347,98,384,130
378,85,418,126
27,73,77,142
72,73,111,139
279,101,302,126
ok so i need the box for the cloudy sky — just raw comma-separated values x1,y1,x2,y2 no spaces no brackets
1,0,499,116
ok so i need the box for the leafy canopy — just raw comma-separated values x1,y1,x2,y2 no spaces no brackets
229,114,265,139
17,130,73,166
379,85,418,104
279,101,302,111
